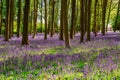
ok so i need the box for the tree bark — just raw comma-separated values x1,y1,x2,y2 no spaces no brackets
70,0,76,39
50,0,55,37
33,0,38,38
102,0,108,35
4,0,10,41
44,0,47,40
80,0,84,43
10,0,14,38
86,0,92,41
106,0,112,32
17,0,21,38
63,0,70,48
93,0,98,37
29,11,33,36
0,0,3,36
59,0,64,40
22,0,30,45
40,0,43,33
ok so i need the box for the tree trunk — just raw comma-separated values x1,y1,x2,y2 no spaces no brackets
50,0,55,37
59,0,64,40
93,0,98,37
63,0,70,48
0,0,3,36
86,0,92,41
84,0,87,35
29,11,33,36
4,0,10,41
22,0,30,45
106,0,112,32
102,0,108,35
9,0,14,39
47,6,50,34
33,0,38,38
54,1,59,34
17,0,21,38
70,0,76,39
40,0,43,33
44,0,47,40
80,0,84,43
97,0,101,32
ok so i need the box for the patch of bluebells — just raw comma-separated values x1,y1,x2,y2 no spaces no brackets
82,48,120,79
1,47,120,79
95,54,117,72
0,32,120,79
0,53,85,74
0,32,120,55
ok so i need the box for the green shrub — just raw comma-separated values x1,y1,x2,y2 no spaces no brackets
112,14,120,31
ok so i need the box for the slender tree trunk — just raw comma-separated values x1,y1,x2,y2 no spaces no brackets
30,11,33,36
44,0,47,40
102,0,108,35
9,0,14,39
70,0,76,39
106,0,112,32
33,0,38,38
17,0,21,38
47,0,51,34
59,0,64,40
63,0,70,48
84,0,87,35
22,0,30,45
97,0,101,32
4,0,10,41
93,0,98,37
40,0,43,33
86,0,92,41
54,1,59,34
50,0,55,37
11,0,14,37
80,0,84,42
0,0,3,36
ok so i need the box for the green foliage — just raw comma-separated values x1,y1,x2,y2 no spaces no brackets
37,23,45,32
72,60,85,69
112,14,120,31
86,69,120,80
44,48,57,54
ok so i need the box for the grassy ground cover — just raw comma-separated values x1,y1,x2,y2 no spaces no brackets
0,32,120,80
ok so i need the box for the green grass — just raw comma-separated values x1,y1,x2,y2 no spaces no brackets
0,71,84,80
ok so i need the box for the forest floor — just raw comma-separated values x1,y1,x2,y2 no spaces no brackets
0,31,120,80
